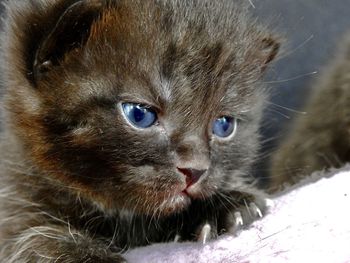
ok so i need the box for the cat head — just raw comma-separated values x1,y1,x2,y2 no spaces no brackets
2,0,279,216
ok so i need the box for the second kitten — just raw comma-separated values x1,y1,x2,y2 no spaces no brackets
270,34,350,192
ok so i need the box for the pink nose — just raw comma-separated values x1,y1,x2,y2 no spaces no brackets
177,168,206,187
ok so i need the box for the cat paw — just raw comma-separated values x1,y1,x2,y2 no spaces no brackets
174,195,272,244
192,196,271,244
225,196,271,235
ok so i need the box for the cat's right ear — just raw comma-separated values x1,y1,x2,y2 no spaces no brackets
258,36,280,71
8,0,105,85
33,0,104,82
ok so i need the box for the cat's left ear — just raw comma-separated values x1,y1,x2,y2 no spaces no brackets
33,1,104,81
258,36,280,71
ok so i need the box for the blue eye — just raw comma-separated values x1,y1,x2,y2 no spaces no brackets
122,103,157,128
212,116,237,138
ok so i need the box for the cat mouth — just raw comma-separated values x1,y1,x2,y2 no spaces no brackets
156,185,205,214
181,189,199,199
158,185,212,214
181,182,208,200
153,179,212,214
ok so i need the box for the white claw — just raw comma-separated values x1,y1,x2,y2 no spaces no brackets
249,202,263,218
234,211,243,226
174,234,181,243
198,223,211,244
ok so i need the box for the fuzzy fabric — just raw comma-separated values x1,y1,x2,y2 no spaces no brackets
125,167,350,263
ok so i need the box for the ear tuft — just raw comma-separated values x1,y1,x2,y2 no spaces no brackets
34,0,104,81
259,36,280,69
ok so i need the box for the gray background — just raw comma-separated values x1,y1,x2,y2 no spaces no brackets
253,0,350,180
255,0,350,145
1,0,350,178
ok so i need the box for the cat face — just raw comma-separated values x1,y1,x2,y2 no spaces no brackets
4,0,279,216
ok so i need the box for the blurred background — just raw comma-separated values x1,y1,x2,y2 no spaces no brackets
253,0,350,181
0,0,350,181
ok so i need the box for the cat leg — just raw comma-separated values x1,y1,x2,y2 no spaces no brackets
194,193,269,243
174,192,269,244
1,224,126,263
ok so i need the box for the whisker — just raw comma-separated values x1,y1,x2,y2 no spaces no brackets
266,108,291,119
248,0,256,8
266,101,307,115
264,71,318,84
278,34,314,60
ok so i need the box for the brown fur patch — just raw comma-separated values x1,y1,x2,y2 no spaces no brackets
1,0,280,261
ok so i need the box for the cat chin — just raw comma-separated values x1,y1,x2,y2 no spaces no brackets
157,192,192,215
102,193,192,217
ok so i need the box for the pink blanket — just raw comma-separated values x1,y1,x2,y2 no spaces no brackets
125,167,350,263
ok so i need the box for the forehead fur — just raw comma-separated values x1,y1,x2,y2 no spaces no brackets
82,0,269,116
2,0,274,129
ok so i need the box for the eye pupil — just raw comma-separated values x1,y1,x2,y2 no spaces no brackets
122,103,157,128
212,116,236,138
133,106,146,123
220,118,230,132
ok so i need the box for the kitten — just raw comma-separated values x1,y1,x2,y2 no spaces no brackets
0,0,279,262
269,33,350,192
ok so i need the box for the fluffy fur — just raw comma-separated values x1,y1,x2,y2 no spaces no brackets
0,0,279,261
269,34,350,192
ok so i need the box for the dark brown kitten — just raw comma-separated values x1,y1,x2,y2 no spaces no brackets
0,0,279,262
269,34,350,192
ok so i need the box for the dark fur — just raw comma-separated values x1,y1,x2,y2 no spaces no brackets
0,0,279,261
269,34,350,192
